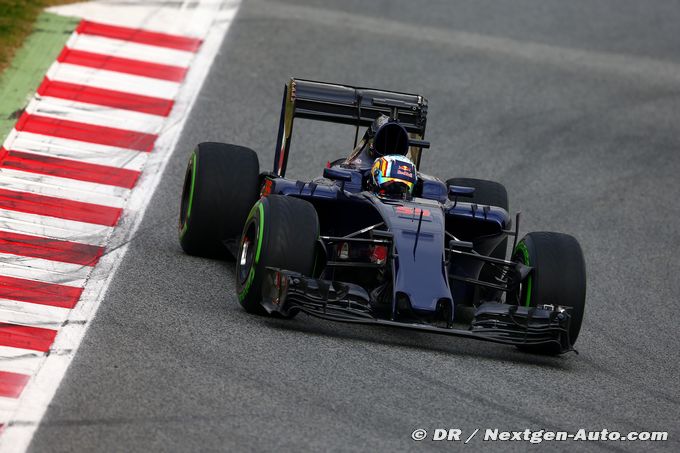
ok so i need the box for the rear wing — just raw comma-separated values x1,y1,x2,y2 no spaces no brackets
273,78,429,176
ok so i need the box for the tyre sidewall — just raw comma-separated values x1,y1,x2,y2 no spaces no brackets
179,143,259,256
236,196,319,315
513,232,587,349
237,201,267,313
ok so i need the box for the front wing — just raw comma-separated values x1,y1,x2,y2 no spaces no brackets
261,268,574,354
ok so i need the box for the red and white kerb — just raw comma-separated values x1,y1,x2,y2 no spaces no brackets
0,19,203,431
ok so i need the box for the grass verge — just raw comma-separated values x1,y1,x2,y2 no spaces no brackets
0,9,80,140
0,0,78,73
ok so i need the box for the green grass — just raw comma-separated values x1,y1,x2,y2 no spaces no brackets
0,9,79,140
0,0,76,73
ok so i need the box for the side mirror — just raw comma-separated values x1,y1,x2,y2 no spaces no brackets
409,139,430,149
448,185,475,198
323,167,353,182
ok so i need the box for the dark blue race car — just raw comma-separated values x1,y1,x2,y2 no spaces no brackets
178,79,586,355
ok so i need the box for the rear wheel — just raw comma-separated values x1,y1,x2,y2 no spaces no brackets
512,232,587,354
445,177,509,259
178,142,259,257
447,178,509,303
236,195,319,316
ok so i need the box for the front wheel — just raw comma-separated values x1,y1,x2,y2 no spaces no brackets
236,195,319,316
512,232,587,354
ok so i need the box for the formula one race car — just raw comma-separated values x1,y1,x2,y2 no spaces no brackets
178,79,586,354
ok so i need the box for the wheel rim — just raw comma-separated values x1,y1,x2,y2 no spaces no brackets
179,154,196,236
237,220,258,285
513,242,532,307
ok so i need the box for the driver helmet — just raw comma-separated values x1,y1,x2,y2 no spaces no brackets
371,154,417,196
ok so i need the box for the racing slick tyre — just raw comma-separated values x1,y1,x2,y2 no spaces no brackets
236,195,319,316
179,142,259,257
512,232,587,354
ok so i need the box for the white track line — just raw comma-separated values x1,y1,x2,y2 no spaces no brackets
0,398,26,424
0,169,129,208
47,63,180,99
9,131,149,171
0,210,113,246
0,177,126,209
28,97,165,135
0,254,91,287
0,300,70,329
0,346,46,365
0,1,242,450
67,33,195,67
0,167,129,200
49,0,231,36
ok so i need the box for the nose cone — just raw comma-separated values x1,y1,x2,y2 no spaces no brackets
373,122,410,157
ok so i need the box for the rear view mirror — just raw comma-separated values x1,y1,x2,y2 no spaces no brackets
323,167,353,182
448,185,475,198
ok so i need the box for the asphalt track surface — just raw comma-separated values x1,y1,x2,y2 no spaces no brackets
30,0,680,451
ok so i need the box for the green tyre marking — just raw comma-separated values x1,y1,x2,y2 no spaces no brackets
179,152,197,239
255,202,264,263
515,241,532,307
238,200,265,301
